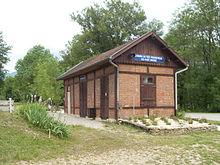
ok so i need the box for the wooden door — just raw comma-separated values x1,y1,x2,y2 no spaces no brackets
140,75,156,107
80,76,87,117
100,75,109,119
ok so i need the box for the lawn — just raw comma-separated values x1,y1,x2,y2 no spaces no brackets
0,111,220,164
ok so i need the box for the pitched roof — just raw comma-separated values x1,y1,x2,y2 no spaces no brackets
57,32,187,80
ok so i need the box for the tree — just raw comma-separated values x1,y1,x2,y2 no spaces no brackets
0,32,11,86
15,45,54,101
0,77,21,101
61,0,164,69
165,0,220,112
34,57,64,105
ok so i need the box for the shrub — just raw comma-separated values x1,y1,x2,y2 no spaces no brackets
145,122,150,126
128,117,132,121
142,119,146,124
152,121,158,126
18,103,69,138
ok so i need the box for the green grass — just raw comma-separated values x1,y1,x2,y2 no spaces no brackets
208,120,220,126
1,111,220,164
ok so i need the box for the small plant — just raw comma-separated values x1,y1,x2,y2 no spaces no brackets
142,120,146,124
148,116,157,121
170,115,179,121
161,117,171,125
185,117,193,124
199,119,208,123
128,117,132,121
152,121,158,126
189,120,193,124
133,118,138,122
177,111,185,119
145,122,151,126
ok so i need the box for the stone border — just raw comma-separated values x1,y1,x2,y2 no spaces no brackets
119,120,218,135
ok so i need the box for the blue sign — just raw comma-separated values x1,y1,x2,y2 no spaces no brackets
132,54,165,63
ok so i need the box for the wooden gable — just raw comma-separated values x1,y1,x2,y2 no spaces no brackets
114,36,184,68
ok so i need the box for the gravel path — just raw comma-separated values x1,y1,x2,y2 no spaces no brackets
48,112,105,129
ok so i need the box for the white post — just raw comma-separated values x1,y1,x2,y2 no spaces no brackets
9,98,13,113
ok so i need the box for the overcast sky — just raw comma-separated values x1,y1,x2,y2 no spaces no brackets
0,0,187,72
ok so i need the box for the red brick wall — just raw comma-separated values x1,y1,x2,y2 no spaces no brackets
87,80,94,108
119,64,148,73
156,76,174,106
149,67,173,74
87,72,94,80
149,108,174,117
119,73,140,107
75,108,80,115
95,69,104,77
109,109,116,118
96,108,100,117
109,74,115,108
119,108,148,118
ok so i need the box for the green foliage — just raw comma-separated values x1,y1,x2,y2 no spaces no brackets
142,119,146,124
161,117,171,125
177,111,185,119
145,122,150,126
0,32,11,86
0,77,21,101
18,104,69,138
15,45,53,101
165,0,220,112
61,0,163,69
170,115,179,121
152,120,158,126
10,45,63,104
148,116,157,121
34,58,63,105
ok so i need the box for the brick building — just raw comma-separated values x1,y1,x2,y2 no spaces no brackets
57,32,187,120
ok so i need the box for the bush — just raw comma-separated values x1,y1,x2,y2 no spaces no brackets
145,122,150,126
18,103,69,138
152,121,158,126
